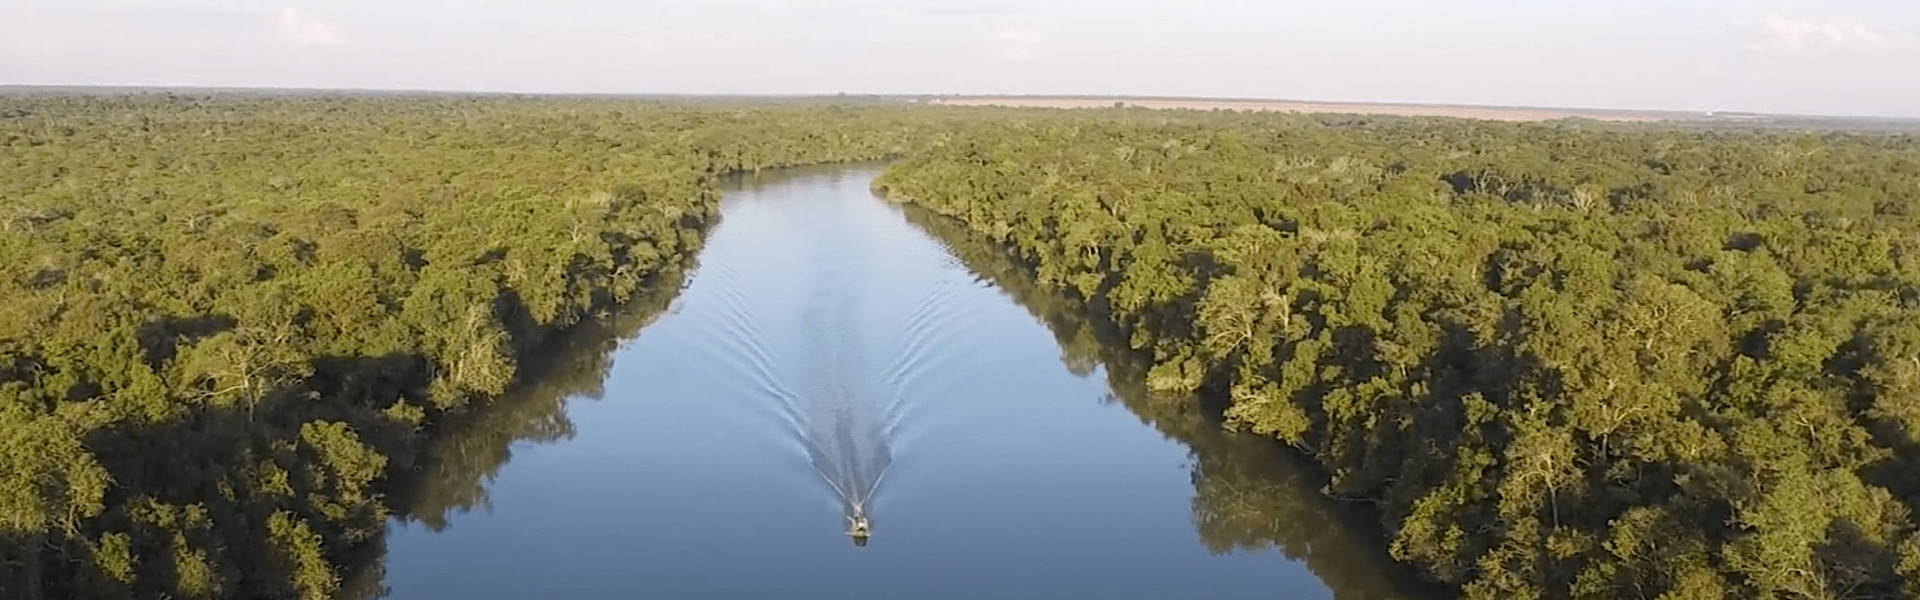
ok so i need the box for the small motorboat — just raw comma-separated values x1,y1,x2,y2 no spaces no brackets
847,513,872,546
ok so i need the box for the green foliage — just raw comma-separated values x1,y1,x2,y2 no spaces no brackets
878,113,1920,598
11,91,1920,599
0,415,109,533
266,511,335,600
897,203,1434,598
0,93,984,599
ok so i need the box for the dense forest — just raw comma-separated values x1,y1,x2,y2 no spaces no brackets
903,204,1436,598
876,114,1920,598
0,94,984,599
8,93,1920,599
336,274,695,600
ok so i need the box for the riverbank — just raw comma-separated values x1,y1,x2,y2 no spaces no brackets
0,95,953,600
875,115,1920,598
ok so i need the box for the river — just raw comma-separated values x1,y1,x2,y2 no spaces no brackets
368,166,1432,599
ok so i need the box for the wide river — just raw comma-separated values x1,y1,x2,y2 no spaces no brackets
368,167,1432,599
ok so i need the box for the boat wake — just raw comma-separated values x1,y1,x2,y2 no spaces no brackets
682,180,994,546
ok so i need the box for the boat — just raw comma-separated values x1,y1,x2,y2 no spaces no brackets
848,513,872,546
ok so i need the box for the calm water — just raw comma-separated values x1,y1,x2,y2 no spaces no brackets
372,167,1428,599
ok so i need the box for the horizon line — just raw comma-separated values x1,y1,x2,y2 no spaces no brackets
3,83,1916,124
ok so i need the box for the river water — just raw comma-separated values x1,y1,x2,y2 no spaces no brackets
371,166,1430,599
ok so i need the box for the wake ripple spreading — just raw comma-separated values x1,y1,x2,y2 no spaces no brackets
675,181,1003,541
798,218,892,528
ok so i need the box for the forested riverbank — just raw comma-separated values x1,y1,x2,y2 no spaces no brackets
0,95,986,599
876,115,1920,598
901,204,1439,598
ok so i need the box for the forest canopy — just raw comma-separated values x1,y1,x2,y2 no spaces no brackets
0,94,979,599
876,113,1920,599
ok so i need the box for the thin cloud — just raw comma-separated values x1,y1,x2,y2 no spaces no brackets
1749,14,1902,54
789,0,1018,17
887,0,1020,18
278,6,343,47
668,0,1018,22
996,27,1041,62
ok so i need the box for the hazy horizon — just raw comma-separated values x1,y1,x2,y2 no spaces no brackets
4,0,1918,119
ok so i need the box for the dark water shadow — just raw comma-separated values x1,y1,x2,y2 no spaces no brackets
335,263,699,599
896,203,1447,600
0,255,701,600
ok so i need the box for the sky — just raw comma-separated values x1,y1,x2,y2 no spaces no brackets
2,0,1917,118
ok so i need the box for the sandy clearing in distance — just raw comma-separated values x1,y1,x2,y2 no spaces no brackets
927,96,1702,123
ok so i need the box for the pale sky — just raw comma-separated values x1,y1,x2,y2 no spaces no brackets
3,0,1918,118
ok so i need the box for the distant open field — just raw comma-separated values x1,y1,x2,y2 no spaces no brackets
926,95,1699,122
7,86,1913,131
